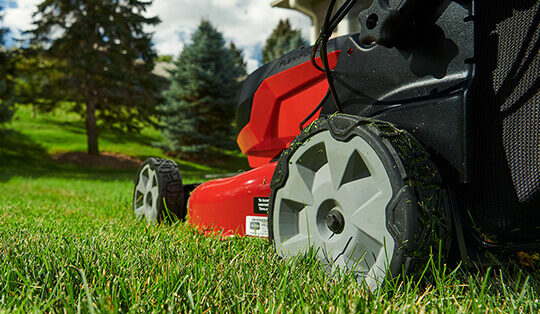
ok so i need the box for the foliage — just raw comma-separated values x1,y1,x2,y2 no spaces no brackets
12,48,63,116
261,19,306,64
229,42,247,74
159,19,246,157
28,0,162,155
157,55,173,63
0,13,15,127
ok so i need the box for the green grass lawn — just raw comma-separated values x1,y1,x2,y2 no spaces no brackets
9,104,164,157
1,105,249,183
0,106,539,312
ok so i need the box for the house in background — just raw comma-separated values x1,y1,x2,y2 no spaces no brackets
272,0,362,44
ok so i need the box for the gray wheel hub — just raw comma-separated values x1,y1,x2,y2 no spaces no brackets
134,164,159,222
326,208,345,234
272,131,395,289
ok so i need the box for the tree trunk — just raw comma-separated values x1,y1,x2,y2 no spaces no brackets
85,97,100,156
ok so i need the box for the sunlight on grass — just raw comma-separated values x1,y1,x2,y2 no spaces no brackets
1,175,539,312
11,105,165,158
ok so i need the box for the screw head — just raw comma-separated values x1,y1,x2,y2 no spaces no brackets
325,208,345,234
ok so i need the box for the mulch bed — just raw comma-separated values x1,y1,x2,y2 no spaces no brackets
51,152,143,169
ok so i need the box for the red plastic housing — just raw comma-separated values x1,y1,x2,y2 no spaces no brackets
237,52,340,168
189,53,340,237
188,162,276,237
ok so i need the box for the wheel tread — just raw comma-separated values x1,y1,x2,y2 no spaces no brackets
133,158,186,222
367,119,451,269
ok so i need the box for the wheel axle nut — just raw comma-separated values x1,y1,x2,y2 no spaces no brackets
326,208,345,234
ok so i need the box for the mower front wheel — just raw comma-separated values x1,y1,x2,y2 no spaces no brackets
269,114,450,289
133,158,186,223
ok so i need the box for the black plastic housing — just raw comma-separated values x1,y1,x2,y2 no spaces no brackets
318,0,540,248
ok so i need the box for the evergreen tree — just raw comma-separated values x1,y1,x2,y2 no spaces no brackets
13,49,62,116
261,19,306,64
229,43,246,75
160,19,245,157
29,0,161,155
0,13,14,127
157,55,173,63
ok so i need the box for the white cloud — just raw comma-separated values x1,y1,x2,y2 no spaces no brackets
2,0,41,43
146,0,311,73
2,0,312,73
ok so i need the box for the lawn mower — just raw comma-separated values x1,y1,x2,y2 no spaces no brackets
133,0,540,289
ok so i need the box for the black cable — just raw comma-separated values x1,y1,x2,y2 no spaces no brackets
320,0,343,113
310,36,324,71
310,0,358,72
310,0,337,72
299,89,331,131
307,0,360,118
322,0,339,33
321,33,343,113
329,0,358,31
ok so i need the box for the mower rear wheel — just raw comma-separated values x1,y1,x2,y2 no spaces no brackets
133,158,186,223
269,114,450,289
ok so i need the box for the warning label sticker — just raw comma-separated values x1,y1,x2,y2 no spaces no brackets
245,216,268,237
254,197,270,214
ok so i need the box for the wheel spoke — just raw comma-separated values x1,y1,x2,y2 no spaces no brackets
336,176,379,215
151,187,159,200
326,145,353,191
328,233,382,276
346,244,371,276
140,166,150,185
135,180,147,195
352,229,383,270
280,164,314,206
145,208,157,222
326,235,355,266
350,192,391,243
134,205,145,216
330,255,347,274
278,234,309,257
309,163,334,202
296,204,319,239
331,255,369,276
327,241,370,277
146,171,156,191
151,186,159,216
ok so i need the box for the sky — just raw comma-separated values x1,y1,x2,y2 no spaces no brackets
0,0,312,73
